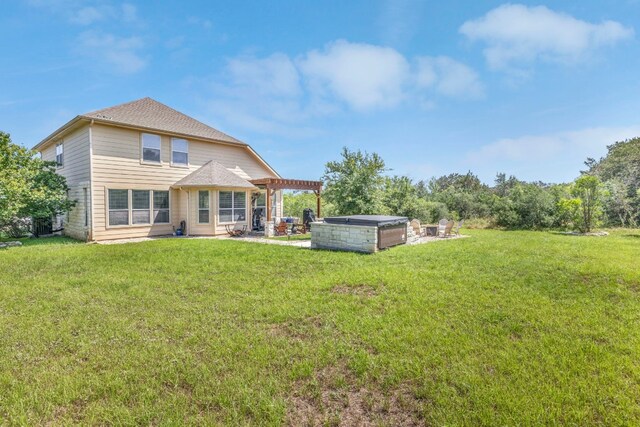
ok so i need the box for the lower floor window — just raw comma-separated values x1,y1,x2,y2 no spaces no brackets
132,190,150,224
219,191,246,223
108,189,170,226
153,191,170,223
108,189,129,226
198,190,209,224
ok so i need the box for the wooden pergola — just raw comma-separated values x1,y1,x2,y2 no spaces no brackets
249,178,323,221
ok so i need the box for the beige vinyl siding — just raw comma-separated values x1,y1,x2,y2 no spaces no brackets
184,188,253,236
39,126,91,241
64,184,91,240
91,124,277,240
188,189,214,236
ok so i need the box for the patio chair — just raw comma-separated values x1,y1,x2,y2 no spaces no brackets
452,219,464,236
274,221,289,236
225,224,247,237
437,219,448,237
410,219,426,237
441,220,455,238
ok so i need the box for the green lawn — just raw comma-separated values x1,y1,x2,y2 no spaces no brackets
267,233,311,241
1,230,639,425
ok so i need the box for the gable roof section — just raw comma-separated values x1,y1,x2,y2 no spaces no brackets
173,160,258,189
33,97,281,179
80,97,242,145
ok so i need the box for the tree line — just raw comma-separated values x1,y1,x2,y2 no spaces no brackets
2,128,638,238
286,138,640,232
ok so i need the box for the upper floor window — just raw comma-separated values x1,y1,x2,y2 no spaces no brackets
142,133,161,163
171,138,188,166
55,143,64,167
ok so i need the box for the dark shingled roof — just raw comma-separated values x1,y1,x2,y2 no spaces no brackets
80,97,243,145
173,160,257,189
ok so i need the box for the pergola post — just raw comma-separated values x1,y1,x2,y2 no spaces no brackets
315,189,321,218
249,177,323,228
266,187,272,222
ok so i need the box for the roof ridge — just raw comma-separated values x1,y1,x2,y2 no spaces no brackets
82,97,152,116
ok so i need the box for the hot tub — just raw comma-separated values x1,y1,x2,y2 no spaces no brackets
311,215,408,253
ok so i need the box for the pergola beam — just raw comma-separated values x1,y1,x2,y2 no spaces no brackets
250,178,323,221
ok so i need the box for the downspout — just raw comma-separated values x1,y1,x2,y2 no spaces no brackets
88,119,95,242
184,187,190,236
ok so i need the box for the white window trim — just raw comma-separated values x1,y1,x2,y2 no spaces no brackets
218,190,247,224
106,188,171,229
171,138,189,168
140,133,162,165
55,142,64,168
198,190,210,224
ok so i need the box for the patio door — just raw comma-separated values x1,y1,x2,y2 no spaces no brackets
251,190,266,231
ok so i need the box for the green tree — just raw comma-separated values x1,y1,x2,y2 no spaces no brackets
560,175,605,233
0,131,75,236
283,191,335,218
556,197,583,230
585,137,640,225
602,179,637,227
322,147,387,215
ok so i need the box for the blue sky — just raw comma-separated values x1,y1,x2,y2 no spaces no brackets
2,1,640,184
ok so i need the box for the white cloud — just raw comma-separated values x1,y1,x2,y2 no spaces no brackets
201,40,481,137
77,31,147,74
465,126,640,182
226,54,301,98
29,1,140,25
298,40,411,111
203,54,318,138
416,56,484,98
460,4,634,69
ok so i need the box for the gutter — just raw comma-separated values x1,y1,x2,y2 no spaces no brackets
33,116,85,151
181,187,190,237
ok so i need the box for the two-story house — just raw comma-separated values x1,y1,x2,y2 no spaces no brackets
33,97,321,242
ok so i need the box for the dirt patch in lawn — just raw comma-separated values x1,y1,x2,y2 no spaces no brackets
267,316,331,341
286,362,423,426
331,283,382,297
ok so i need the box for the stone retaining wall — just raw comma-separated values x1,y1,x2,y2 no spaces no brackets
310,221,378,253
406,222,419,243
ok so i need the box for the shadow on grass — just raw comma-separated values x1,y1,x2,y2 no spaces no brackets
267,234,312,242
548,231,585,237
0,236,82,247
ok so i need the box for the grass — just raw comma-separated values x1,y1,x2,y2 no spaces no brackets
0,236,80,247
1,229,639,425
267,233,311,241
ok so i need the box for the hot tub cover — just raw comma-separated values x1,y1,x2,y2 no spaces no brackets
323,215,408,227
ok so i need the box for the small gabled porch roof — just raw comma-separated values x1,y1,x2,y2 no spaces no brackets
172,160,258,189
